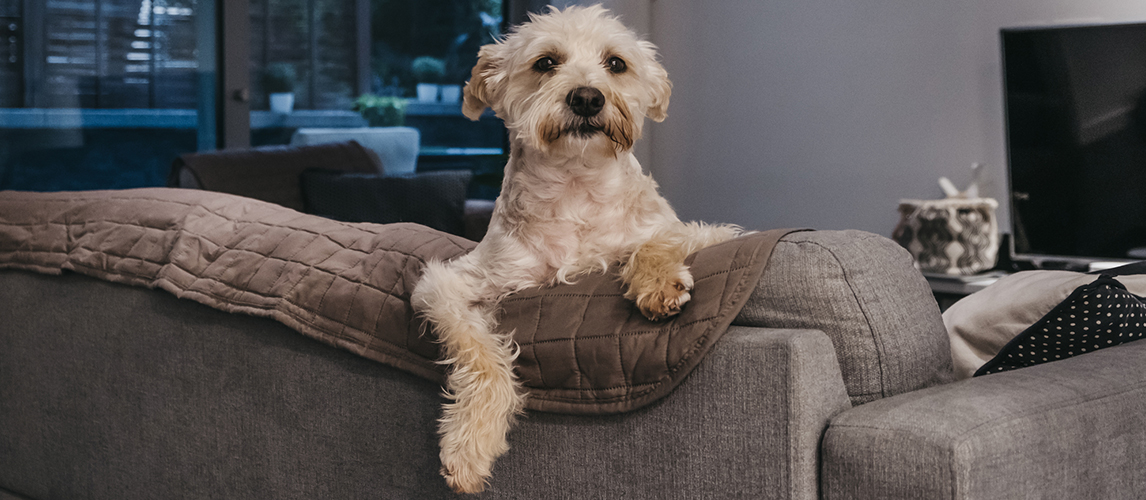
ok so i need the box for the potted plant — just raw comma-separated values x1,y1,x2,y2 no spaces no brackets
352,94,408,127
263,62,297,113
411,56,446,103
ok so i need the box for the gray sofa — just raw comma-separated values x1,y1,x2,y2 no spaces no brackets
2,229,1144,499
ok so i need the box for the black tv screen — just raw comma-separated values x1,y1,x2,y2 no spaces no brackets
1003,22,1146,265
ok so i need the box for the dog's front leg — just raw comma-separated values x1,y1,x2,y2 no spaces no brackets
411,259,525,494
621,222,742,321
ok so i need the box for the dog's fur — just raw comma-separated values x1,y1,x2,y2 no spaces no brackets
410,5,741,493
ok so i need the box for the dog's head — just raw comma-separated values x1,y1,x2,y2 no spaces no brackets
462,5,671,154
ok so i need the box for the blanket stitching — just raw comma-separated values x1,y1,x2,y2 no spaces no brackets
669,272,736,376
526,238,771,404
371,253,410,337
367,253,412,355
3,196,473,263
572,276,598,391
667,237,766,376
120,224,162,275
308,249,346,329
62,259,437,368
524,386,660,403
334,230,383,333
530,293,548,389
498,266,749,303
8,219,737,312
29,240,423,307
58,252,431,363
501,292,625,301
372,234,448,347
521,381,660,393
238,225,294,292
495,300,737,347
9,235,746,345
5,218,432,277
267,231,321,297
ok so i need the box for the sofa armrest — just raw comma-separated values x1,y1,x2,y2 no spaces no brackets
491,325,853,499
822,339,1146,500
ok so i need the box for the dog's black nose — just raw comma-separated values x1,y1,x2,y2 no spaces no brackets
566,87,605,117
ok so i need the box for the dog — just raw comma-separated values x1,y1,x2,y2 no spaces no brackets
410,5,742,494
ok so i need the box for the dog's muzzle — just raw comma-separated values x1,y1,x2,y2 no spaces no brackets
566,87,605,117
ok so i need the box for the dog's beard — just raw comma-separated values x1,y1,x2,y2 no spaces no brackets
561,117,605,140
508,83,641,153
534,107,636,153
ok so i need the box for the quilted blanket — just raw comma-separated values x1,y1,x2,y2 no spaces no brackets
0,188,792,414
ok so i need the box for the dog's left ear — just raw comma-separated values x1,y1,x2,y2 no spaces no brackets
463,44,503,121
640,42,672,122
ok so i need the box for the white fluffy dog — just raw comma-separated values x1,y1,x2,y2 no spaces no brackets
411,5,741,494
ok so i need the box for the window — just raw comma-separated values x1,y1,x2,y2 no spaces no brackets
23,0,199,109
367,0,505,198
0,0,213,191
1,0,508,194
249,0,365,111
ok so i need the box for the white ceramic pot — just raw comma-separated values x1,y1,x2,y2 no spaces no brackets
416,83,440,103
439,84,461,104
269,92,295,114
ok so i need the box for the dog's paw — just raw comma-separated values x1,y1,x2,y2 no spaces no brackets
437,357,521,495
633,267,694,321
440,459,489,494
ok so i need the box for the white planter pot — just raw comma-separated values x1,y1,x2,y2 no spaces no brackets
269,92,295,114
416,83,440,103
439,84,462,104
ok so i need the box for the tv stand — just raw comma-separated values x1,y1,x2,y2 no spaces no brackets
924,271,1006,311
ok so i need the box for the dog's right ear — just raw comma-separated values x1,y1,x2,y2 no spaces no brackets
462,44,503,121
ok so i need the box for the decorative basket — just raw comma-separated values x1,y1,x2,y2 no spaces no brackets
893,197,999,276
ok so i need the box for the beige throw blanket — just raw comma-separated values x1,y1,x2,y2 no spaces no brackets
0,188,792,414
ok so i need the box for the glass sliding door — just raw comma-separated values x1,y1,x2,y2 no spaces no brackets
247,0,368,146
0,0,216,191
242,0,507,197
0,0,509,195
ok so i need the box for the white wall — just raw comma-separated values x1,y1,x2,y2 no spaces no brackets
575,0,1146,236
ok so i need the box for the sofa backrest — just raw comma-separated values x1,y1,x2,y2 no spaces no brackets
735,230,954,405
168,140,381,211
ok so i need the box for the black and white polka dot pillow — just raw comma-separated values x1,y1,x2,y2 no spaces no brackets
975,274,1146,376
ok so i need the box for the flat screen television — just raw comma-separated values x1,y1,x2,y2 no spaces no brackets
1002,22,1146,269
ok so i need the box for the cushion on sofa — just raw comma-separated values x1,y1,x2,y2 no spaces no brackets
735,230,954,405
945,268,1146,379
168,140,382,211
973,274,1146,377
300,169,472,237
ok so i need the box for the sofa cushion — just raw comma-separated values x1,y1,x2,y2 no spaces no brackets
735,230,953,405
168,140,382,211
300,169,472,237
945,268,1146,379
290,126,420,175
974,274,1146,377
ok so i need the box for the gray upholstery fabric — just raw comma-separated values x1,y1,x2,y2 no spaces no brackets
0,270,449,499
0,487,32,500
821,338,1146,500
489,326,851,499
0,270,851,499
735,230,953,405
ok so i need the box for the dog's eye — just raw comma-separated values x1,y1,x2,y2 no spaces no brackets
533,56,558,73
607,56,627,74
